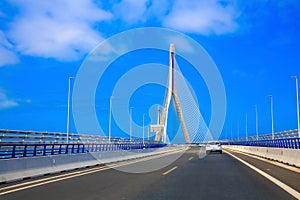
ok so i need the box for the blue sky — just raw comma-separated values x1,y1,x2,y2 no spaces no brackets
0,0,300,142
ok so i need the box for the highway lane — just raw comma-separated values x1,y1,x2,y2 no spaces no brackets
0,147,297,200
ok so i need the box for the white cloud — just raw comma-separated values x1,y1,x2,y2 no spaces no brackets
113,0,239,35
8,0,112,61
0,46,18,66
113,0,150,23
0,31,19,66
113,0,171,24
0,89,32,109
0,90,18,109
163,0,239,35
166,36,195,53
1,0,241,65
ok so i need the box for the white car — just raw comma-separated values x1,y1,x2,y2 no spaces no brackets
206,141,222,154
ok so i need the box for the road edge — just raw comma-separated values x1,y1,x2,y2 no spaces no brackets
224,149,300,199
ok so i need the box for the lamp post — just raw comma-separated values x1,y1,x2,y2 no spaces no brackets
237,119,240,140
66,76,74,144
268,95,274,140
246,112,248,141
230,121,232,141
142,114,145,146
130,107,133,143
254,105,258,140
109,96,114,143
148,126,150,142
292,76,300,138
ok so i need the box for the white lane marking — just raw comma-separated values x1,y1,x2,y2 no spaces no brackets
225,148,300,174
0,165,108,192
0,165,112,196
0,148,186,196
188,156,194,161
225,150,300,199
162,166,178,176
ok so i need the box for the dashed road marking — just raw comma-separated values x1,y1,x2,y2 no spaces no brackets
162,166,178,176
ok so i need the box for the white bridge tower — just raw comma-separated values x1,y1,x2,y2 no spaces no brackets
154,44,190,143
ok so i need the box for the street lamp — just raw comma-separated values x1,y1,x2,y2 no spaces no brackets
108,96,114,143
148,126,150,142
245,112,248,141
142,114,146,146
66,76,75,144
292,76,300,138
230,121,232,140
130,107,134,143
254,105,259,140
268,95,274,140
237,119,240,140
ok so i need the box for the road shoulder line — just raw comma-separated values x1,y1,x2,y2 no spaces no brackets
224,150,300,199
225,148,300,174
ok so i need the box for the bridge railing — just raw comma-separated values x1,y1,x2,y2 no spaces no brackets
222,138,300,149
0,129,142,144
221,129,300,149
0,129,156,144
0,129,166,159
0,143,167,159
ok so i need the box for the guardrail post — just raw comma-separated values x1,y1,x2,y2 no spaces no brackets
12,145,16,158
59,144,62,154
33,145,37,156
71,144,75,154
77,144,80,153
23,145,27,157
82,144,85,153
65,144,69,154
51,144,55,155
43,145,46,156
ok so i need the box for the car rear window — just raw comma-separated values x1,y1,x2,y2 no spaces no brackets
209,142,220,145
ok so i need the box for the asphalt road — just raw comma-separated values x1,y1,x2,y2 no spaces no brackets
0,147,298,200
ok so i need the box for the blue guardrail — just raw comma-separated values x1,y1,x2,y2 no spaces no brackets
0,143,167,159
222,138,300,149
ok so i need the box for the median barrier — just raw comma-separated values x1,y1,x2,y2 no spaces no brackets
0,146,186,183
224,145,300,168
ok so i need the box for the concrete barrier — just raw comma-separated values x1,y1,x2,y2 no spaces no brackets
0,146,186,183
224,145,300,168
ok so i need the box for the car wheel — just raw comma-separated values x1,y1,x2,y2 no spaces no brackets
219,151,222,154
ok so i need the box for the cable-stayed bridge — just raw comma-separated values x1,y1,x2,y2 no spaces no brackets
1,45,300,199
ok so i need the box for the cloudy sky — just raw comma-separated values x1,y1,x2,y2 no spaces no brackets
0,0,300,141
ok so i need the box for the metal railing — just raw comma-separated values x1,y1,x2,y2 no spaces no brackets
0,143,166,159
222,138,300,149
221,129,300,149
0,129,166,159
0,129,150,144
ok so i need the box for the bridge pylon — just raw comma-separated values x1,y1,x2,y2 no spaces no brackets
154,44,190,143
